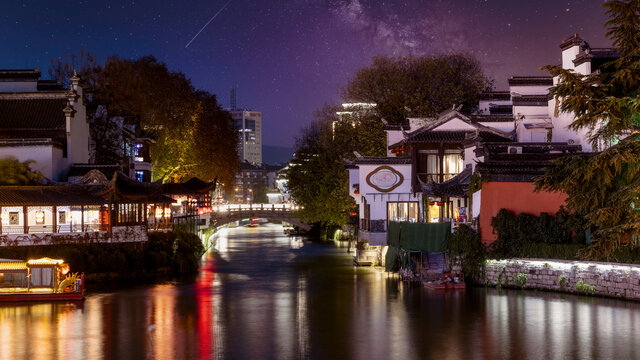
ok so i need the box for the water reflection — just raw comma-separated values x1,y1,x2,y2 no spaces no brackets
1,224,640,359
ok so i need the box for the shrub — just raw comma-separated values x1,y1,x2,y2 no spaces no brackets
575,280,596,294
448,225,486,281
514,273,528,289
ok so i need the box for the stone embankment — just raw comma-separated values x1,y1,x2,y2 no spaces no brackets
483,258,640,300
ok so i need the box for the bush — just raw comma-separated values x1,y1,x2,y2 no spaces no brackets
491,207,589,258
448,225,486,280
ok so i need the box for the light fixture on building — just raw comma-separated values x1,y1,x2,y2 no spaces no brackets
35,211,45,225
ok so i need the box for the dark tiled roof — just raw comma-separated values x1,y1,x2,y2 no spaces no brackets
480,91,511,100
352,157,411,165
0,69,40,80
420,166,472,197
0,186,106,206
0,138,64,148
573,48,619,66
469,115,515,123
476,153,573,182
559,33,583,50
37,80,64,91
478,142,582,156
102,172,172,203
383,124,411,131
488,104,513,115
508,76,553,86
0,97,67,130
512,95,550,106
164,177,216,195
183,177,216,192
404,130,469,143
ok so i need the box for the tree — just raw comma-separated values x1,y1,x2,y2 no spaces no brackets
48,49,98,88
0,158,43,185
342,54,493,124
50,54,240,187
536,0,640,259
286,104,386,228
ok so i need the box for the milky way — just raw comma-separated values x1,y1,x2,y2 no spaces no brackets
0,0,609,147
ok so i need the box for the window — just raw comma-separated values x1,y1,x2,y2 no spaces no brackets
135,171,145,183
443,152,463,181
417,151,440,183
387,202,419,223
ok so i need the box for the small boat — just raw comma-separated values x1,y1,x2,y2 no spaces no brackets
0,257,85,301
423,272,466,290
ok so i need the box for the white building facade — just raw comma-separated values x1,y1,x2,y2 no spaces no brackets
0,69,90,181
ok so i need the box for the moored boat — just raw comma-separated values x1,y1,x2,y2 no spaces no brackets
423,272,466,290
0,257,85,301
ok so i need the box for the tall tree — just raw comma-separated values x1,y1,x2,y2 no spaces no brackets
50,55,240,186
286,104,385,227
536,0,640,259
342,54,493,124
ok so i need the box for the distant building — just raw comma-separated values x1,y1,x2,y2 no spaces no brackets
230,110,262,166
0,69,90,181
233,162,284,203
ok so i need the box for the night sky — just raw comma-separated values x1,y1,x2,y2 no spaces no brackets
1,0,609,147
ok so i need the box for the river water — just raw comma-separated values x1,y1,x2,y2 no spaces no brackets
2,223,640,359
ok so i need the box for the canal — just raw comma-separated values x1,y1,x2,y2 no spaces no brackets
2,223,640,359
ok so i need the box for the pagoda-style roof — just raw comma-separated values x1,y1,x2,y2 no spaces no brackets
102,172,173,203
419,166,472,198
0,186,106,206
388,109,513,149
163,177,216,196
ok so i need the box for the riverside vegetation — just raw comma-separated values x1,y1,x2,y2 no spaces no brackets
0,230,205,280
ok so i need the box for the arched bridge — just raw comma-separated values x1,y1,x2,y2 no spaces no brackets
209,204,310,231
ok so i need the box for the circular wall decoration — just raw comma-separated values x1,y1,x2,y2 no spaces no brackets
366,166,404,192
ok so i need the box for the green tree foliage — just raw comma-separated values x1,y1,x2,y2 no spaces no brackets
286,104,385,227
50,55,240,189
253,185,276,204
0,158,43,185
448,225,486,281
536,0,640,259
342,54,493,124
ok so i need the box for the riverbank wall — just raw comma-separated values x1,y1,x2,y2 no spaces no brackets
483,258,640,300
0,230,205,281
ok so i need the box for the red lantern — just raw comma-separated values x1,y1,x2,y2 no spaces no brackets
354,190,359,194
428,202,435,206
436,202,444,206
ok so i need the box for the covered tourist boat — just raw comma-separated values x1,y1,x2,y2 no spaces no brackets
0,257,84,301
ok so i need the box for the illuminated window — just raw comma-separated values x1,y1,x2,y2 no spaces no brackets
387,202,419,223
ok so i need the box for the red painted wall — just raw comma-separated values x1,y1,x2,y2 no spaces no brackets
479,181,568,244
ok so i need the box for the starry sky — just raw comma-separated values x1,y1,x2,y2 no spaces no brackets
1,0,610,147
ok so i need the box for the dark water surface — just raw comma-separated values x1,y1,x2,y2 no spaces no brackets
2,224,640,359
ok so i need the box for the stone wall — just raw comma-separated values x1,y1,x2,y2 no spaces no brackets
0,225,148,246
484,258,640,300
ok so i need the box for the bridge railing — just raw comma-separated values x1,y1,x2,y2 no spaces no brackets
211,203,302,213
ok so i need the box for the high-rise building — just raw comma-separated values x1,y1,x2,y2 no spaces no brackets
230,110,262,166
